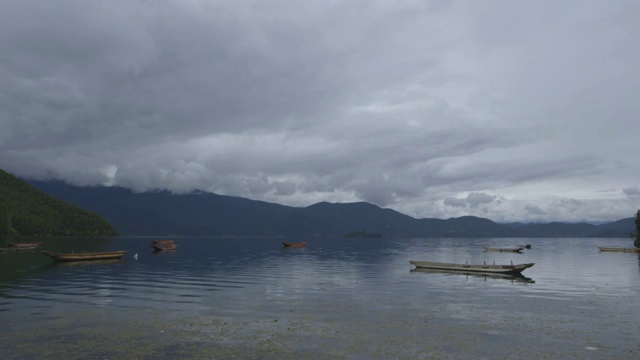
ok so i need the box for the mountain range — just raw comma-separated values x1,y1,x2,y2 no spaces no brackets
26,179,635,238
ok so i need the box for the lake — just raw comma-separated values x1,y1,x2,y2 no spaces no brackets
1,237,639,359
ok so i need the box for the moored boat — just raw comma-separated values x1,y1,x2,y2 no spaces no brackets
598,247,640,253
42,250,128,262
8,242,43,248
484,247,523,253
1,245,40,251
282,242,307,248
150,239,177,251
151,240,175,244
344,229,382,238
409,260,535,274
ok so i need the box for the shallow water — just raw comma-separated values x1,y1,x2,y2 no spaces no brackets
1,237,639,359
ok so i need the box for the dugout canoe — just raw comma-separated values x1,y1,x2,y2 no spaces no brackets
484,247,524,253
0,245,40,251
42,250,128,262
598,247,640,253
151,243,177,251
8,242,43,248
409,260,535,274
282,242,307,247
151,240,174,244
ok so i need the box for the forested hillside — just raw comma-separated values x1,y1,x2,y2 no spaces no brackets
0,169,118,236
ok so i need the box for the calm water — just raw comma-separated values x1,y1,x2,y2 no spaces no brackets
1,237,639,359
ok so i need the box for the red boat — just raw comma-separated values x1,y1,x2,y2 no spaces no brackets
151,240,177,251
282,242,307,248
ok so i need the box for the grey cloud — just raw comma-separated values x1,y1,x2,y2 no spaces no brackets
442,192,496,210
444,197,466,208
465,192,496,208
2,0,640,223
524,205,546,216
623,186,640,198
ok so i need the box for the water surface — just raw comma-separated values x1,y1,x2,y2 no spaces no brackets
1,237,639,359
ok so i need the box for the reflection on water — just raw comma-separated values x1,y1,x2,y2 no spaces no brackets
410,267,535,284
44,259,126,268
1,236,640,359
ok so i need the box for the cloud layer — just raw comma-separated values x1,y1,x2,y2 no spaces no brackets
2,0,639,223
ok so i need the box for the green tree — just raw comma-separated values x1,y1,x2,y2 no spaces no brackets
0,169,118,236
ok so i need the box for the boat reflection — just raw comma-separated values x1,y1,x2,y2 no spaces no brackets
45,259,126,268
410,268,535,284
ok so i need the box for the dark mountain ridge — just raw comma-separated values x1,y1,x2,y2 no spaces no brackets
26,179,635,238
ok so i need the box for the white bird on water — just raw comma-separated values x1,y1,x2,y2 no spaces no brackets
133,253,138,260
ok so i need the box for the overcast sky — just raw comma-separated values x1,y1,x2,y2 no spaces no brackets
1,0,639,223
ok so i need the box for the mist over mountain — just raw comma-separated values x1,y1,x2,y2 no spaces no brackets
26,179,635,238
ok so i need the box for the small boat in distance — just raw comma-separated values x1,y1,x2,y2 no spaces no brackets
282,242,307,248
151,240,175,244
409,260,535,275
1,245,40,251
8,242,43,248
151,240,177,251
42,250,128,262
598,247,640,253
484,247,524,253
517,244,532,249
344,229,382,238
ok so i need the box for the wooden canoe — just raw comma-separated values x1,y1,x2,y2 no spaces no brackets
151,243,177,251
409,260,535,274
484,247,523,253
598,247,640,253
282,242,307,248
8,242,43,248
151,240,174,244
42,250,128,262
1,245,40,251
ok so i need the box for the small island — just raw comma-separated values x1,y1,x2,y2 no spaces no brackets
344,229,382,238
